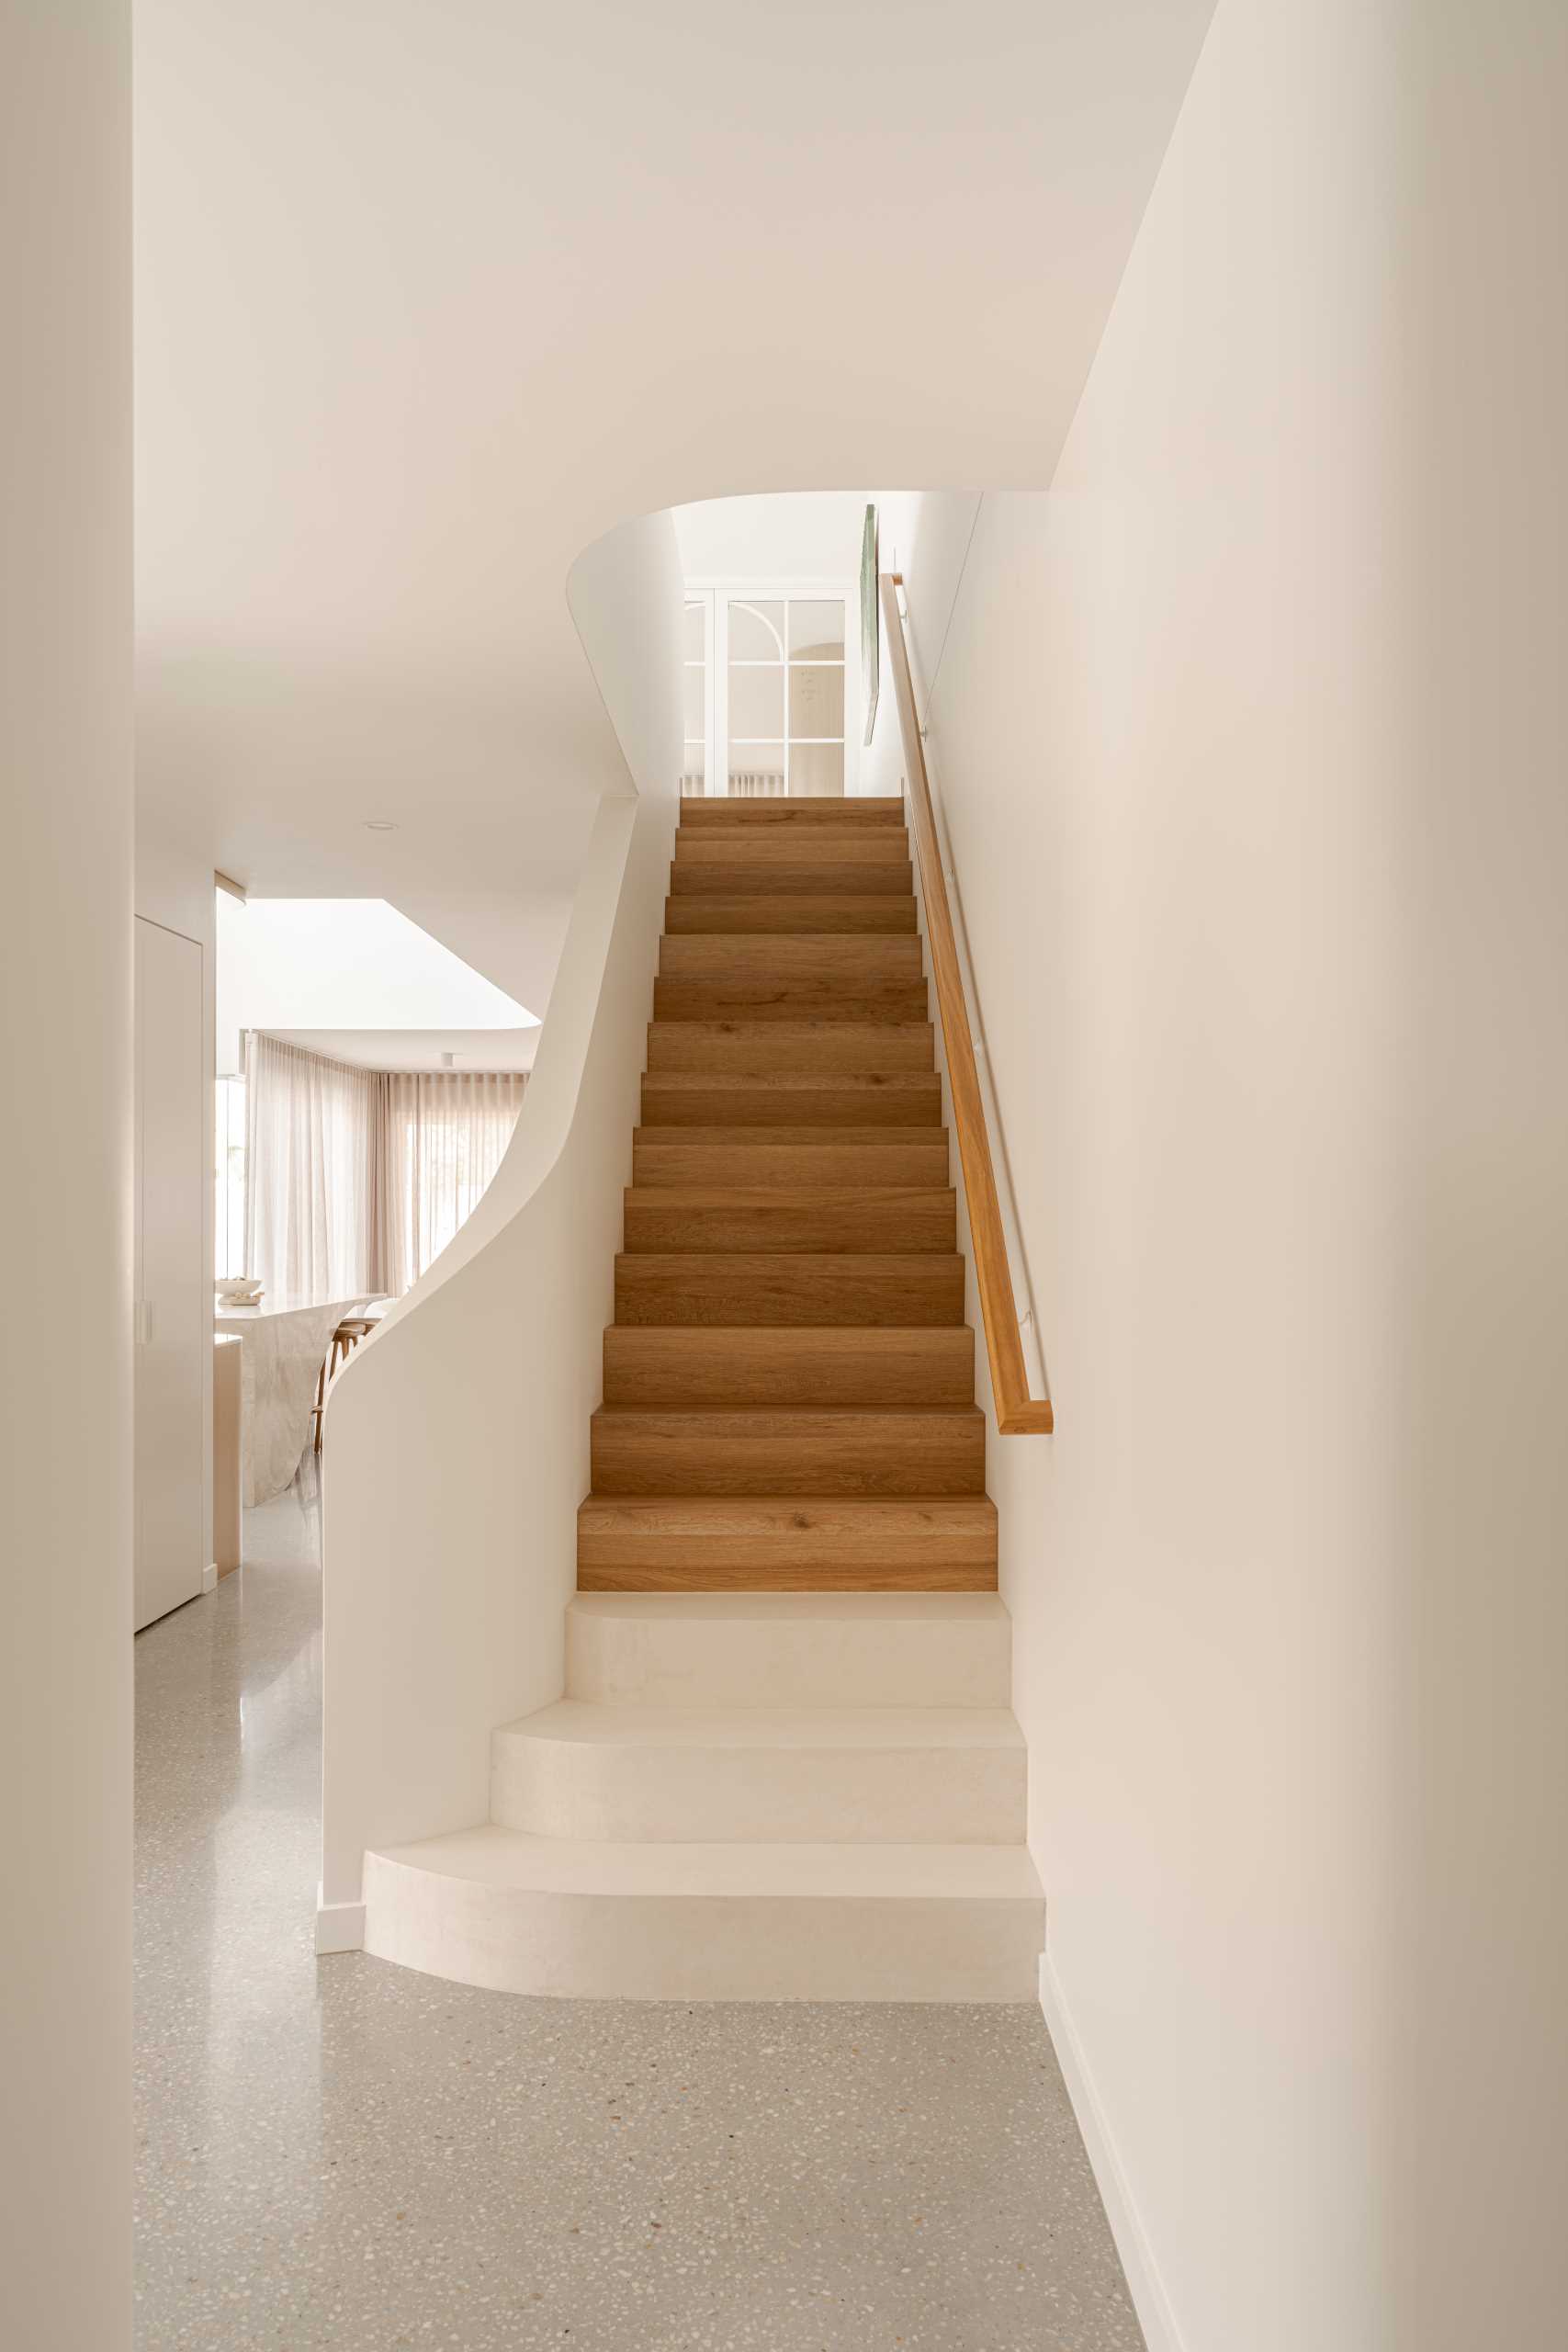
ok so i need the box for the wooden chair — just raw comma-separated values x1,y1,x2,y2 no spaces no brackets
311,1317,378,1452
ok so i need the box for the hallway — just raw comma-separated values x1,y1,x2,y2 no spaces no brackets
133,1480,1142,2351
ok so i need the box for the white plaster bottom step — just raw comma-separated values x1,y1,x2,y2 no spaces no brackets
566,1590,1012,1708
491,1700,1025,1843
363,1827,1043,2002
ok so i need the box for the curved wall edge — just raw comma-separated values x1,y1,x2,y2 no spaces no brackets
320,508,682,1907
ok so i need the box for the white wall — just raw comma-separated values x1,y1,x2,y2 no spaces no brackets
1379,7,1568,2341
321,509,682,1914
135,825,216,1585
0,3,134,2342
675,491,871,582
879,4,1568,2347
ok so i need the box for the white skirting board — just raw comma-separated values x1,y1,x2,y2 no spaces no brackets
316,1887,367,1956
201,1562,218,1594
1038,1950,1188,2352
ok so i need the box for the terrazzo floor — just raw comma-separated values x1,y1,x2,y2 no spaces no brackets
134,1462,1144,2351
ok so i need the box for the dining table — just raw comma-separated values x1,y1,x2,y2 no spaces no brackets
213,1294,387,1506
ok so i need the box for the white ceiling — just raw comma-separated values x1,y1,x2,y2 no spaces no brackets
215,891,535,1072
219,893,535,1027
134,0,1214,1014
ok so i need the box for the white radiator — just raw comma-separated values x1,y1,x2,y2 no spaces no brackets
728,770,786,797
679,770,789,799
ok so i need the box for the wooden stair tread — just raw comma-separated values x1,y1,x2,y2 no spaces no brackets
677,797,907,826
642,1072,939,1091
633,1125,949,1148
592,1404,983,1419
665,896,918,933
623,1184,956,1204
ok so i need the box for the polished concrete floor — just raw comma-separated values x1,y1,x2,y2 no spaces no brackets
134,1464,1143,2350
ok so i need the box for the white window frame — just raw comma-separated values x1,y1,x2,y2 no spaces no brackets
214,1070,248,1279
681,589,716,792
683,580,861,797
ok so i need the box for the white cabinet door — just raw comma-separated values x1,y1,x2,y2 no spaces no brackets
134,916,206,1630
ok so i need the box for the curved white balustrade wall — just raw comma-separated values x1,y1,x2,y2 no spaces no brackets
320,509,682,1926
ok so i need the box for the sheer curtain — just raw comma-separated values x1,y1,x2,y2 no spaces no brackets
244,1034,377,1302
376,1069,525,1295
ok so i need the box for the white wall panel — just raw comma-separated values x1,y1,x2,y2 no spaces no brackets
134,917,207,1630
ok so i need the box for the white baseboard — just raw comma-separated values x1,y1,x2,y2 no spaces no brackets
1038,1950,1187,2352
201,1562,218,1593
316,1886,366,1956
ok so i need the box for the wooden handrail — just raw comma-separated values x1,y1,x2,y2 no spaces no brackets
879,572,1053,1435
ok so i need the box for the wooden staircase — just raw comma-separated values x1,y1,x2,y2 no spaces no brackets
358,791,1043,2003
578,793,998,1594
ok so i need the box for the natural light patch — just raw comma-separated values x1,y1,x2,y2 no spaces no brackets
217,894,537,1075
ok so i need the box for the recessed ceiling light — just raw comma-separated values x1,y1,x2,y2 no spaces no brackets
363,819,398,831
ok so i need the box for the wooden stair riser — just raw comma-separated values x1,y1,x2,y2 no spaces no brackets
640,1075,943,1128
670,860,914,898
614,1252,964,1327
632,1135,952,1188
577,1495,999,1592
623,1188,956,1256
659,933,924,986
665,896,918,934
654,937,927,1025
678,797,907,828
675,829,909,867
602,1327,977,1410
656,985,929,1024
591,1408,986,1498
646,1023,933,1076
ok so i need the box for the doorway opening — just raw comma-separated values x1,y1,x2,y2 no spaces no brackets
682,582,858,797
